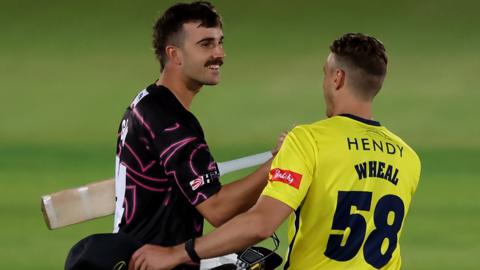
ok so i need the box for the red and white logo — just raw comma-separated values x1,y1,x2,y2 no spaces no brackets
190,176,205,191
270,168,302,189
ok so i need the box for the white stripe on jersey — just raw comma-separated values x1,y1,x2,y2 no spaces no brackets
130,88,149,108
113,156,127,233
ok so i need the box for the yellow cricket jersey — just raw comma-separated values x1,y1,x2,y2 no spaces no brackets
262,114,421,270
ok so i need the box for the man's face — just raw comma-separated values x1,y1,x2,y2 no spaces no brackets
178,22,225,86
322,53,336,117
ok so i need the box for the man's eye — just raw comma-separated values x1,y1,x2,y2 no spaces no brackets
201,43,213,48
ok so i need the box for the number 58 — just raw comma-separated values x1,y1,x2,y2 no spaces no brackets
325,191,405,268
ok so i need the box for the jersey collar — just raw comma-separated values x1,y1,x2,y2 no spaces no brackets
339,114,381,126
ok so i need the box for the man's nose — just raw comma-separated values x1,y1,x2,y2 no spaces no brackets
213,45,225,58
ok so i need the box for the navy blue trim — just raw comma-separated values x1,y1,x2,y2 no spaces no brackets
339,114,381,126
284,207,302,269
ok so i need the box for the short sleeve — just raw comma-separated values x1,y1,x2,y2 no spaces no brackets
154,123,221,206
262,126,316,210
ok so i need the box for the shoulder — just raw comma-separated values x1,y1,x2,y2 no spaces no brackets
283,123,320,160
382,128,421,166
120,85,183,137
288,124,315,144
131,85,170,115
291,118,339,141
309,116,356,131
131,85,180,124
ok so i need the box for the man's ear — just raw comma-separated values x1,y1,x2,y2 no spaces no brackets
334,68,345,90
165,45,182,66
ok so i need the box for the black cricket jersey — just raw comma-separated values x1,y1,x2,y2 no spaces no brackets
114,84,221,269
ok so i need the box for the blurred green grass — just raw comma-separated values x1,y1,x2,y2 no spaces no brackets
1,0,479,269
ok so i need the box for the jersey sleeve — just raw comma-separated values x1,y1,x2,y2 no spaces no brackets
153,124,221,206
262,125,316,210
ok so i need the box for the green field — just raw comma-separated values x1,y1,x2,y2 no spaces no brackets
1,0,479,269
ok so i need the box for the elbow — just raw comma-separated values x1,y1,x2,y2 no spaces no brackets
207,217,224,228
197,193,231,227
204,212,228,228
255,226,276,241
249,213,276,241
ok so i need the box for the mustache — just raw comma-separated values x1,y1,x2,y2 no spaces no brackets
204,58,224,67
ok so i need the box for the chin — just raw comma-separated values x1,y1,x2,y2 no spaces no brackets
202,77,221,85
202,81,219,86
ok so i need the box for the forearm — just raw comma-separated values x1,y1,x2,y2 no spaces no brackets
178,210,270,266
161,196,293,266
214,159,272,224
201,211,268,257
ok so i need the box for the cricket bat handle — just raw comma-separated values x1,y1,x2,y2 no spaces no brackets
217,151,272,175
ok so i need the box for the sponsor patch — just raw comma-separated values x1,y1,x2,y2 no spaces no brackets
189,170,219,191
269,168,302,189
190,176,205,191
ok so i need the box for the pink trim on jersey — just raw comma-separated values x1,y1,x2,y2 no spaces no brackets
162,137,197,166
127,172,166,192
192,192,207,205
121,162,167,182
208,161,217,171
124,197,130,224
163,187,173,206
166,170,191,203
164,122,180,132
159,137,196,158
139,137,151,151
194,219,202,233
124,185,137,224
132,108,155,139
189,144,208,176
124,142,156,173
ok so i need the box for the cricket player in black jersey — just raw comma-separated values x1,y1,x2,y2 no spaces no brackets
114,2,282,270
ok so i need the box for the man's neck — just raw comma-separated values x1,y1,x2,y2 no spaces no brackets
156,69,202,110
332,99,373,120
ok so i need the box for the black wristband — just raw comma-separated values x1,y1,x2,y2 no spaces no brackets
185,238,201,263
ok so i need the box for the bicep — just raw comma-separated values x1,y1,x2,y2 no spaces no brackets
195,193,223,227
250,195,294,235
154,125,221,205
263,127,316,210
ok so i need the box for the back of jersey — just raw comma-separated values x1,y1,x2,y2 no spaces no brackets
263,114,421,270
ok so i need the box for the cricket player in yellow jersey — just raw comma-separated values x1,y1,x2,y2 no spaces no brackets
129,33,421,270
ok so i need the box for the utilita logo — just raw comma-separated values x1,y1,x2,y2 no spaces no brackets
270,168,302,189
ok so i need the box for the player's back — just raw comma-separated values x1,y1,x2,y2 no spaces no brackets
284,114,421,269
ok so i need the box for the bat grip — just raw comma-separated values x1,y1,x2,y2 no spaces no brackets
217,151,273,176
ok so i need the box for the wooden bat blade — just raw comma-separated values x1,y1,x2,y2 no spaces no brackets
41,179,114,229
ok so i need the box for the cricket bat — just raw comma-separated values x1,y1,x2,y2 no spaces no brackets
41,151,273,230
